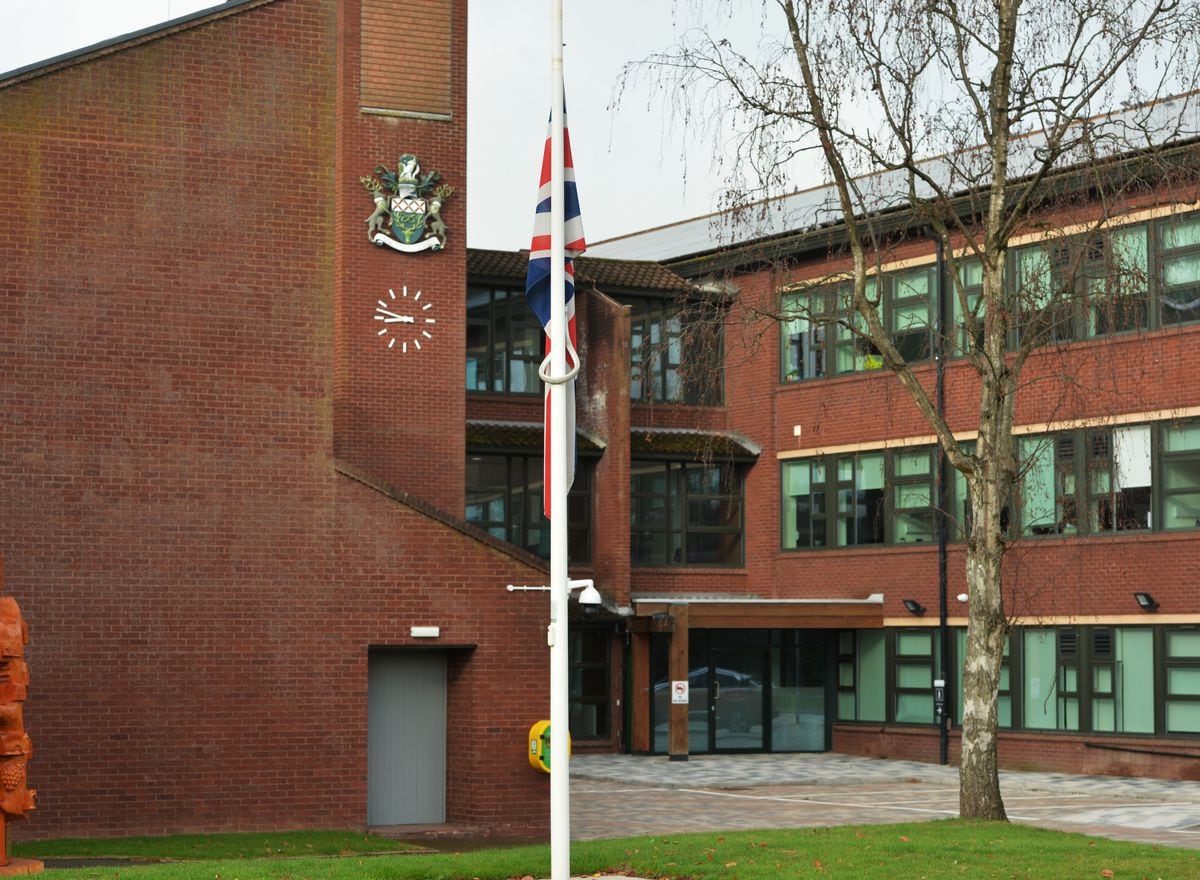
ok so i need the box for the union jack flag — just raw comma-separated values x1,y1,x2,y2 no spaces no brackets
526,107,586,517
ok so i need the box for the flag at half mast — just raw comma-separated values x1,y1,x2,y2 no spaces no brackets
526,105,586,517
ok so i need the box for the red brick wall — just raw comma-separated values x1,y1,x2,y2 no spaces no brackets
333,0,467,513
834,724,1200,782
1,0,554,840
714,247,1200,620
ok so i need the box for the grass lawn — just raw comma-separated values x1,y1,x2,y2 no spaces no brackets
12,821,1200,880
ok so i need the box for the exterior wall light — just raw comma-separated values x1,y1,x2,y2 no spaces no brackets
902,599,926,616
1134,591,1159,612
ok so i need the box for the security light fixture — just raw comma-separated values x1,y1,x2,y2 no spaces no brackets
1134,591,1159,612
902,599,926,616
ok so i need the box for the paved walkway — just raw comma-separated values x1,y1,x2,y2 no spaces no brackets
569,754,1200,849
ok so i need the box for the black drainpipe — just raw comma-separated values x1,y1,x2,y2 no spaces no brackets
933,231,950,766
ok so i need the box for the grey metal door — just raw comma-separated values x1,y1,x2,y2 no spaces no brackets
367,652,446,825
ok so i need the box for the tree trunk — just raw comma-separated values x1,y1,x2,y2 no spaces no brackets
959,532,1008,820
958,371,1014,821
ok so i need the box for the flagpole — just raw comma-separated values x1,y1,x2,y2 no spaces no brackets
547,2,570,880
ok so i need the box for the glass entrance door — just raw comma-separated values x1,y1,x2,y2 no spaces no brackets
709,648,767,751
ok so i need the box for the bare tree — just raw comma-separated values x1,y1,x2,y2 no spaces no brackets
633,0,1200,819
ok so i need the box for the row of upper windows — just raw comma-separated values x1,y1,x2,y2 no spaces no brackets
781,419,1200,549
465,453,744,567
781,211,1200,382
466,286,723,405
839,625,1200,737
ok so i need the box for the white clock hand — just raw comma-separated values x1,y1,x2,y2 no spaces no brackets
374,308,415,323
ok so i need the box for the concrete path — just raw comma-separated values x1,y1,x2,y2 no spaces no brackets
569,754,1200,849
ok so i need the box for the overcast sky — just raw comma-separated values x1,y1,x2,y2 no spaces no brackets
0,0,771,251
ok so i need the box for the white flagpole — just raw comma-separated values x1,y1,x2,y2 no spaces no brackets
547,2,570,880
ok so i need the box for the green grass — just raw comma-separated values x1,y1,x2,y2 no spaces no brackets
11,830,422,861
12,822,1200,879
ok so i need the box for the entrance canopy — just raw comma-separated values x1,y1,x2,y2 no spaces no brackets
631,594,885,631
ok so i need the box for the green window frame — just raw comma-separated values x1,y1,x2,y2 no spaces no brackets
1165,628,1200,734
781,289,830,381
1161,421,1200,531
631,460,743,566
783,449,936,549
1158,214,1200,326
888,267,935,362
952,258,984,354
893,630,937,724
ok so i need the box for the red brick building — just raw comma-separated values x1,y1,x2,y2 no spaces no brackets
5,0,1200,846
0,0,568,839
584,151,1200,780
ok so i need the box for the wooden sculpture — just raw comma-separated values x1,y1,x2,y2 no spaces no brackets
0,559,39,875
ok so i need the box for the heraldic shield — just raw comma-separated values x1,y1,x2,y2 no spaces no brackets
390,195,429,245
361,154,454,254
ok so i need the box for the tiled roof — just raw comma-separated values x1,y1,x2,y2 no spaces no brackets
467,420,603,453
467,248,694,294
630,429,759,461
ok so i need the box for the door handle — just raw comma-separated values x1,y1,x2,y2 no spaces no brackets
714,681,720,700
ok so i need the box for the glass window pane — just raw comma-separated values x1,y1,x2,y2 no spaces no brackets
858,454,885,490
1163,260,1200,291
896,484,932,508
1168,631,1200,658
1169,668,1200,696
1116,628,1155,734
1162,216,1200,250
1023,629,1057,729
839,662,855,687
897,631,932,656
1021,437,1057,535
1164,424,1200,453
895,451,931,477
896,693,934,723
1164,459,1200,491
1163,492,1200,530
1167,702,1200,733
897,663,932,689
838,692,857,720
857,631,887,721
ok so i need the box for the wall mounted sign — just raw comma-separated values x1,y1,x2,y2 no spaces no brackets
361,154,454,253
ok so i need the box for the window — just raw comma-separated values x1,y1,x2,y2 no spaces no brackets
1092,426,1152,531
466,285,543,394
1087,225,1149,336
1019,423,1185,537
780,279,884,381
626,297,721,404
1158,214,1200,326
781,289,829,381
888,267,935,362
1165,629,1200,734
836,630,886,722
952,258,984,354
783,448,933,548
894,630,936,723
465,454,591,562
569,628,611,739
955,630,1011,728
1161,422,1200,530
1019,434,1076,535
631,461,743,565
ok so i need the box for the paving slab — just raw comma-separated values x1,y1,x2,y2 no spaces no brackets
568,754,1200,849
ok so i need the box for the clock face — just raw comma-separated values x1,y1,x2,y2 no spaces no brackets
374,285,435,353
